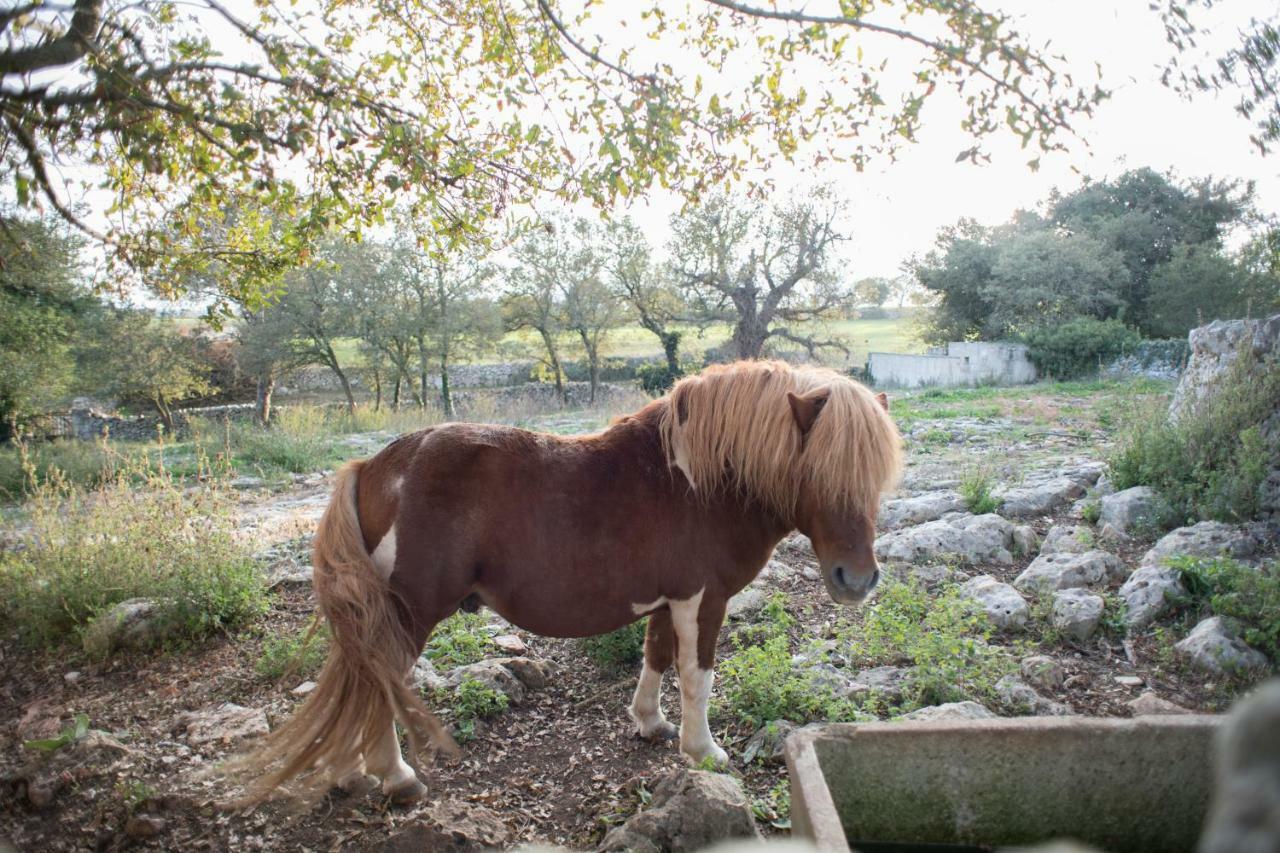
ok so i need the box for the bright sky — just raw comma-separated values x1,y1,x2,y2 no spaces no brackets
604,0,1280,280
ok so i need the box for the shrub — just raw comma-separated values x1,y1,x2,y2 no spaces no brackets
959,467,999,514
228,406,335,473
1109,354,1280,522
718,635,858,727
1023,318,1142,379
0,452,267,649
0,439,117,499
636,361,683,395
1169,556,1280,662
580,619,647,672
447,677,510,743
256,622,330,681
425,611,492,668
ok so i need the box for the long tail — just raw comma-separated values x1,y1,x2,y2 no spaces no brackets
232,460,458,805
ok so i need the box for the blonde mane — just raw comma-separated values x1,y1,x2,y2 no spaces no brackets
657,361,903,522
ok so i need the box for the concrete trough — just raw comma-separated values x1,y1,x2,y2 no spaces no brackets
785,716,1221,853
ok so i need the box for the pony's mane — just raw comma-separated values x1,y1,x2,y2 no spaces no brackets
657,360,903,521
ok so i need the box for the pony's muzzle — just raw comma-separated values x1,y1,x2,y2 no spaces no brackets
826,562,880,604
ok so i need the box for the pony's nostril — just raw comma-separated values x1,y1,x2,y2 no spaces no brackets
870,568,881,589
834,565,849,588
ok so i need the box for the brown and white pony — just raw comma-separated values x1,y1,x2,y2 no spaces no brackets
237,360,902,804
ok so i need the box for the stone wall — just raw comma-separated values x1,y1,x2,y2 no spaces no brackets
868,342,1036,389
69,400,268,442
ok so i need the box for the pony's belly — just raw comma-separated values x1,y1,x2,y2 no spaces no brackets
477,583,657,640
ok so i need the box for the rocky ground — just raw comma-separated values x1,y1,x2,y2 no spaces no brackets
1,378,1276,851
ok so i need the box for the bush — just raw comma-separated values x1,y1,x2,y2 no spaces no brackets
425,611,492,668
580,620,646,672
1169,556,1280,662
959,467,998,514
1110,354,1280,522
636,361,683,395
1023,318,1142,379
718,635,858,727
228,406,335,473
0,452,267,649
447,677,510,742
0,439,116,499
256,623,330,680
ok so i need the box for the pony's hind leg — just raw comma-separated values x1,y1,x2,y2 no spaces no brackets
669,589,729,767
366,722,426,804
629,609,677,741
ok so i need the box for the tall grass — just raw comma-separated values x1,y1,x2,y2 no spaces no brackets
0,449,267,651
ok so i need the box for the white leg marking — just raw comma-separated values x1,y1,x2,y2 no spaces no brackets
668,589,728,766
631,595,668,617
629,663,674,738
366,722,419,795
371,524,397,579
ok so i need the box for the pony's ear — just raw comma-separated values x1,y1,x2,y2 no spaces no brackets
875,391,889,412
787,386,830,437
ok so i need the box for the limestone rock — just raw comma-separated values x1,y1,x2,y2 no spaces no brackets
741,720,798,765
997,473,1087,518
1040,524,1097,556
445,657,551,704
879,491,966,530
412,658,448,693
1175,617,1269,674
847,666,910,701
1052,589,1105,643
1198,678,1280,853
959,575,1029,631
1099,486,1163,533
1127,692,1192,716
898,701,998,722
995,675,1073,717
598,769,761,852
1140,521,1273,568
1170,314,1280,421
1013,550,1125,595
874,514,1022,565
1119,565,1185,629
1020,655,1067,692
726,587,768,620
82,598,169,658
379,799,510,852
177,703,269,746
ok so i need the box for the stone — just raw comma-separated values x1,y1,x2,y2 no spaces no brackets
82,598,168,658
1114,675,1145,687
878,491,966,530
1020,655,1066,692
1097,522,1129,549
492,634,527,655
898,701,998,722
726,587,768,620
997,473,1087,518
598,769,761,852
290,680,316,696
995,675,1073,717
1052,589,1105,643
847,666,910,701
379,799,510,852
901,563,955,587
178,703,270,746
1170,314,1280,421
1011,524,1039,558
874,514,1022,565
445,657,550,704
229,475,266,490
124,815,166,840
741,720,798,765
1040,524,1096,556
1140,521,1273,568
1175,617,1269,674
1119,565,1186,629
1099,486,1164,533
1127,692,1192,716
412,657,448,693
1198,678,1280,853
1013,551,1125,595
959,575,1029,631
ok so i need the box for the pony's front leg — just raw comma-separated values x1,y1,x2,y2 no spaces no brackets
629,609,677,740
670,589,729,767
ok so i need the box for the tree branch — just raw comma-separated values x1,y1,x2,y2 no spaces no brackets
0,0,102,76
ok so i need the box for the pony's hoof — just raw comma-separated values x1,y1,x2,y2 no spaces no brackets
338,773,379,797
385,777,428,806
637,721,678,742
683,743,730,768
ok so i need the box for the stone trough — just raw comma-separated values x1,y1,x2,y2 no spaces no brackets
785,716,1220,853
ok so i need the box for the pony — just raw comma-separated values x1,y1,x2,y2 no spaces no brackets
236,360,902,805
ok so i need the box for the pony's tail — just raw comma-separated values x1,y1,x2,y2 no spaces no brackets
231,460,458,806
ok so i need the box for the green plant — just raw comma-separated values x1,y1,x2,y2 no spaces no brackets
959,467,999,514
24,714,89,752
425,611,492,668
448,677,510,742
1023,317,1142,379
1109,354,1280,523
718,635,858,727
1081,499,1101,525
732,591,796,645
580,619,647,672
636,361,682,395
0,451,267,651
256,622,330,681
1169,556,1280,662
751,779,792,830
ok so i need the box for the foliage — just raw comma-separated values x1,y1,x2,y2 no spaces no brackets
1110,355,1280,523
446,678,510,742
836,578,1017,710
603,218,686,374
256,623,330,681
425,612,493,669
0,439,115,500
3,0,1102,304
959,467,999,515
636,361,684,395
1023,317,1143,379
1169,557,1280,662
580,620,646,673
0,451,267,650
227,406,337,474
24,714,90,753
718,635,859,728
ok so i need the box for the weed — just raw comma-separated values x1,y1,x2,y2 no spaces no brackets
959,467,999,515
751,779,792,830
0,451,267,651
116,779,156,813
717,635,858,727
24,714,89,752
580,620,647,672
733,591,796,645
1169,556,1280,662
1081,500,1101,525
425,611,492,668
447,677,510,742
256,622,330,681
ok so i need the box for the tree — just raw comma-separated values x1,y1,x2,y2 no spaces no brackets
236,300,309,424
603,218,685,375
278,244,364,413
78,310,212,432
3,0,1103,307
671,190,849,359
351,242,423,410
0,215,89,439
853,277,892,308
562,274,621,404
1145,244,1278,338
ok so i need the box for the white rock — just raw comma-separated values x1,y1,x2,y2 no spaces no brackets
1020,655,1066,692
1175,617,1269,674
413,657,448,692
995,675,1073,717
1040,524,1096,556
847,666,910,700
1141,521,1272,568
726,587,769,620
82,598,167,658
1051,589,1105,643
1014,550,1125,594
879,491,966,530
899,701,998,722
875,514,1020,565
1099,486,1163,533
1118,565,1186,629
179,703,270,745
996,472,1087,518
1127,692,1192,716
959,575,1030,631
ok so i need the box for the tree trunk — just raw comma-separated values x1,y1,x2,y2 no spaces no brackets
732,318,769,360
439,352,454,419
154,396,175,435
255,371,275,425
580,332,599,404
371,368,382,412
539,329,566,403
392,375,401,410
660,331,681,374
